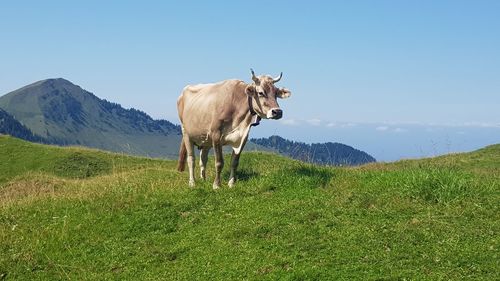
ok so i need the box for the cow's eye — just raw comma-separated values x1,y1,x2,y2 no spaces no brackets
258,92,265,97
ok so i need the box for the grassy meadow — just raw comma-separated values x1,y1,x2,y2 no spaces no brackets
0,135,498,280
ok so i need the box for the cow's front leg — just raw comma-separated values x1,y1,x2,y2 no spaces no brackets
199,147,209,180
183,136,196,187
228,150,241,188
213,143,224,190
228,137,248,188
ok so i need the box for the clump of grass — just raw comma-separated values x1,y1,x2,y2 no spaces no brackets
358,166,490,204
52,152,111,179
399,167,477,203
256,164,334,192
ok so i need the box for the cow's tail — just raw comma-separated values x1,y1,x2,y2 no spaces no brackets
177,140,187,172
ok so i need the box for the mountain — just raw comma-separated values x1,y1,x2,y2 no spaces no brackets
0,108,44,142
0,78,375,165
0,78,181,158
252,135,376,166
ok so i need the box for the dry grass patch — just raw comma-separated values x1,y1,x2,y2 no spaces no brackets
0,167,182,208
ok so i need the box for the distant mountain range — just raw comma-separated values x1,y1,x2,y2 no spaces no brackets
252,135,376,166
0,78,376,165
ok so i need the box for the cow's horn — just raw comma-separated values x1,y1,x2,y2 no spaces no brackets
273,72,283,83
250,68,259,84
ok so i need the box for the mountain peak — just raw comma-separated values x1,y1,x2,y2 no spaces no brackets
28,77,80,91
1,78,83,100
39,77,74,85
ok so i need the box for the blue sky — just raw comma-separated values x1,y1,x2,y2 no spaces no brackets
1,1,499,160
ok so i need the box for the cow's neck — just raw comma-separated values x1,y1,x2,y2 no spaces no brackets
248,96,261,126
231,110,255,154
221,95,258,154
231,107,255,132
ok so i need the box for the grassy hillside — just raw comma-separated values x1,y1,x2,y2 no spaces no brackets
0,136,498,280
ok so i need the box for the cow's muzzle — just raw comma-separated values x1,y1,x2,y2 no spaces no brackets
268,108,283,119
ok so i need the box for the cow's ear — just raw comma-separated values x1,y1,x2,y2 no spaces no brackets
277,87,291,99
245,85,257,97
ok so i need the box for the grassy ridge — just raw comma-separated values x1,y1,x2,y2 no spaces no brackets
0,136,498,280
0,136,174,185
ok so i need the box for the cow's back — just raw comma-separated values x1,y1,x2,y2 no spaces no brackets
177,79,246,141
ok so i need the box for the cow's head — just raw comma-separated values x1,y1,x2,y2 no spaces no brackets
245,69,291,119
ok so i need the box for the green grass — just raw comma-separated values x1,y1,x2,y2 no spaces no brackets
0,136,174,185
0,135,498,280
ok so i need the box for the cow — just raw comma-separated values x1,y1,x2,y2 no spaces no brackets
176,69,292,189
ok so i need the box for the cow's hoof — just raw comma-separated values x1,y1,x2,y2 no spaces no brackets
212,183,221,190
189,180,195,188
228,178,235,188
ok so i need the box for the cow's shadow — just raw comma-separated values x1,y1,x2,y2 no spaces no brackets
226,169,260,182
289,165,333,188
226,164,334,188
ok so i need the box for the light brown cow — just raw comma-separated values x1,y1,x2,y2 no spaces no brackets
177,69,291,189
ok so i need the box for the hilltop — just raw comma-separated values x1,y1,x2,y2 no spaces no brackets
0,136,498,280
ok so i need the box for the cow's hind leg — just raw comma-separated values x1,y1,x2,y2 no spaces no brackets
199,147,209,180
183,136,196,187
212,143,224,190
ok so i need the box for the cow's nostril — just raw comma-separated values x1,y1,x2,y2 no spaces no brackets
272,109,283,119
